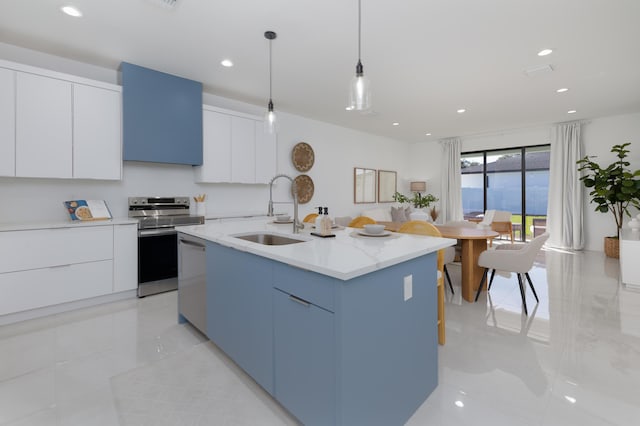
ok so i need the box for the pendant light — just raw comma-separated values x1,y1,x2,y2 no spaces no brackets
264,30,279,134
348,0,371,111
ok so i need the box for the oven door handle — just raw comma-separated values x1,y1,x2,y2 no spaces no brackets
139,228,177,237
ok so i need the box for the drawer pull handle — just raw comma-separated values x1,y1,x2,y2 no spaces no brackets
179,239,206,250
289,294,311,307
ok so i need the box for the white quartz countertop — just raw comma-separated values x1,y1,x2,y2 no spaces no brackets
178,217,456,281
0,218,138,232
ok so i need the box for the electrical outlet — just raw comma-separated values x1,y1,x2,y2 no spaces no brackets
404,275,413,301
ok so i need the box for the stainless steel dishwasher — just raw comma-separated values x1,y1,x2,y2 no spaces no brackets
178,234,207,334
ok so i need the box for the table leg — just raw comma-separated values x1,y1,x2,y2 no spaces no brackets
460,238,488,302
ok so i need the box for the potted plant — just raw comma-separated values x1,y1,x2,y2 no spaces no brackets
577,142,640,258
393,191,438,209
411,192,438,210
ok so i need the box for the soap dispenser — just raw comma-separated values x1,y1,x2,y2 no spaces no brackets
322,207,332,235
315,206,324,230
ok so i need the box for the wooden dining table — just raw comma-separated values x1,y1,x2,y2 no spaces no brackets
379,222,499,302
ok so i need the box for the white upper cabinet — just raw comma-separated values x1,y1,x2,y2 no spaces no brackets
73,84,122,180
231,116,256,183
255,122,277,184
196,108,232,183
0,59,123,181
16,72,73,178
0,68,15,177
195,105,276,184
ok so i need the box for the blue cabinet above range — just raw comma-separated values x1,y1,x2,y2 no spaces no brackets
121,62,203,166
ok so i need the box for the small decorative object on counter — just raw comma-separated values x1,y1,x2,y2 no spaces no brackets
64,200,112,221
194,194,206,217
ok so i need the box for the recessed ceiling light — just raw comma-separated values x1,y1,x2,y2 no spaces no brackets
345,106,354,111
556,87,569,93
454,400,465,408
568,110,577,114
61,5,82,17
457,109,466,114
564,395,577,404
392,122,400,126
425,133,432,136
220,59,233,67
537,48,553,56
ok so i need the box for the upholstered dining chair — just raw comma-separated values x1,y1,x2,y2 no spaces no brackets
474,232,550,315
348,216,376,228
334,216,353,227
398,220,452,345
491,210,514,244
303,213,318,223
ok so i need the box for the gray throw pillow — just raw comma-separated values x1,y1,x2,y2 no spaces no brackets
404,206,412,220
391,206,407,222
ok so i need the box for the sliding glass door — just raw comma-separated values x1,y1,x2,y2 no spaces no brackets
461,145,549,241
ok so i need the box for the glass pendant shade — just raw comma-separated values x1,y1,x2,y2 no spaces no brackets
264,100,278,134
348,62,371,111
264,31,278,134
347,0,371,112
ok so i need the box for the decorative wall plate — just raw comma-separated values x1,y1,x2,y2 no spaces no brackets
292,142,315,172
292,174,314,204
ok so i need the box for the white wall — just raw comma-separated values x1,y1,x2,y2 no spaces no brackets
410,118,640,252
0,43,411,224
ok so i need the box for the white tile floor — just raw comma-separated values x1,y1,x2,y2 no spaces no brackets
1,247,639,425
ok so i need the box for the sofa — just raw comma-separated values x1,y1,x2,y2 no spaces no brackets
361,205,432,223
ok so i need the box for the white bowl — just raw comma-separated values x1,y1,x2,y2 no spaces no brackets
364,224,385,234
275,215,291,222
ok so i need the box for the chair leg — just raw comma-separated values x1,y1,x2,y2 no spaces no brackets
525,272,539,303
488,269,496,290
517,273,528,315
444,265,454,294
474,268,488,302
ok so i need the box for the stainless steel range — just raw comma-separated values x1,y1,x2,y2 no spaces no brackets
129,197,205,297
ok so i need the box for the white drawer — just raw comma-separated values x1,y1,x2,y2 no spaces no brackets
0,260,113,315
0,226,113,273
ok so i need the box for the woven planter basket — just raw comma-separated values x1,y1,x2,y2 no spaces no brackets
604,237,619,258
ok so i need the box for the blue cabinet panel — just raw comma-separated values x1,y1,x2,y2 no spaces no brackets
273,262,336,311
121,62,203,165
273,288,335,426
206,242,274,393
336,254,439,426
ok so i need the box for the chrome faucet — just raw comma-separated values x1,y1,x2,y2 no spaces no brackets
268,174,304,234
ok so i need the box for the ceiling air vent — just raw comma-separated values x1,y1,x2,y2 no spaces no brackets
145,0,179,9
524,64,553,77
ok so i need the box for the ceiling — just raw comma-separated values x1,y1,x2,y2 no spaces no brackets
2,0,640,143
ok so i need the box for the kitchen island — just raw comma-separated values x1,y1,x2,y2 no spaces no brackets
178,218,454,426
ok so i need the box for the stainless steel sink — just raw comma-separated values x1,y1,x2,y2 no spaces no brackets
232,233,307,246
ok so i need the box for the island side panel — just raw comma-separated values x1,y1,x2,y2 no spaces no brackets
206,242,274,394
335,252,438,426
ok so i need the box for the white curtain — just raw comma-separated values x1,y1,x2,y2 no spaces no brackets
547,121,583,249
440,137,464,223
